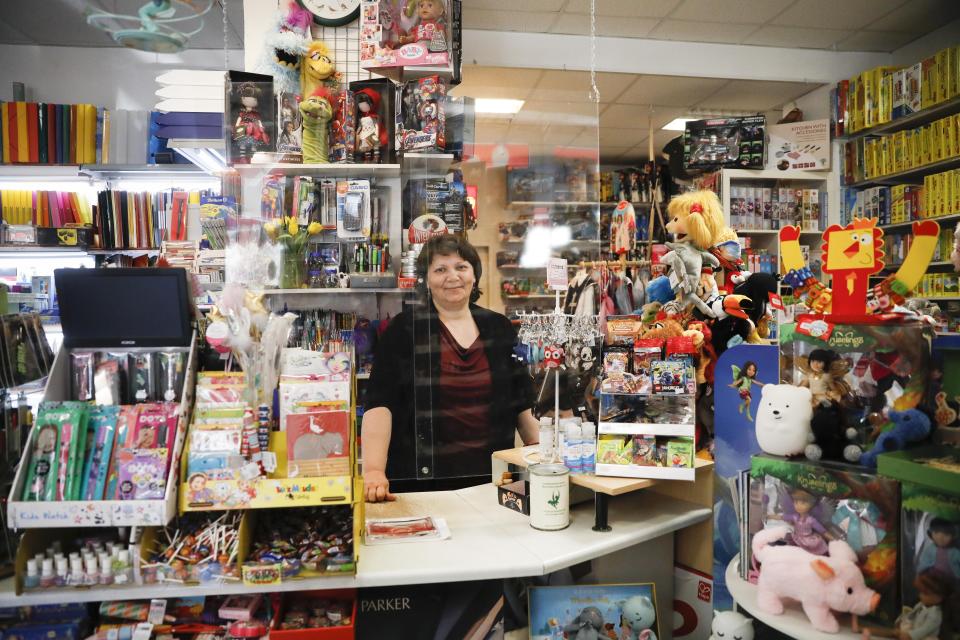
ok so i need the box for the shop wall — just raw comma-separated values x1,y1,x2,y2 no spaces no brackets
891,18,960,66
0,44,244,110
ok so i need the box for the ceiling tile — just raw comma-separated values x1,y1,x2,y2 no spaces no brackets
694,79,822,111
669,0,794,24
516,99,598,126
771,0,904,29
453,66,544,100
616,75,727,107
0,18,33,44
468,0,566,9
548,14,659,37
866,0,960,34
594,126,646,146
647,19,758,45
571,130,600,147
541,124,586,145
531,70,604,104
596,72,637,103
475,122,512,143
600,104,657,129
834,30,918,53
462,8,556,32
564,0,683,18
742,25,853,49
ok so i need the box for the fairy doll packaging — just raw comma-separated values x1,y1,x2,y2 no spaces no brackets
879,446,960,639
746,453,901,624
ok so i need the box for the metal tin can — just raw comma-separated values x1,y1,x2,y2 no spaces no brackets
528,463,570,531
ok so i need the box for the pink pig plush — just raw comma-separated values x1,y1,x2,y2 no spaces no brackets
751,526,880,633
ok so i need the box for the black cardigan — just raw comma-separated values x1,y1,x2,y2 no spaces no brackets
365,302,533,485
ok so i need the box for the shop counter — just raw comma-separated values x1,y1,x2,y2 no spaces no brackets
0,482,710,607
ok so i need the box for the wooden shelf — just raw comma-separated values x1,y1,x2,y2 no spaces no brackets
845,155,960,188
838,95,960,142
492,445,712,496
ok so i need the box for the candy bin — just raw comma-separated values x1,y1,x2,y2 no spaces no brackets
270,589,356,639
142,512,246,585
243,505,355,583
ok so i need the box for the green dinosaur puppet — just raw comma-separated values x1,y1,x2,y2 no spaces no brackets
299,88,333,164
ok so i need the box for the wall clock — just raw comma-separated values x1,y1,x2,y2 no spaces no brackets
297,0,361,27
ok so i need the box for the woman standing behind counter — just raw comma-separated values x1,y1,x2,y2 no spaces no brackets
362,235,540,502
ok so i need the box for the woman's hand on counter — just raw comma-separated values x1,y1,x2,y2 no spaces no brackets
364,469,397,503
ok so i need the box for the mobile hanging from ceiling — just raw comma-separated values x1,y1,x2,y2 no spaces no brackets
86,0,214,53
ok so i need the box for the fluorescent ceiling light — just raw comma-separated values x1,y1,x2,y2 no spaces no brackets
662,117,699,131
475,99,524,114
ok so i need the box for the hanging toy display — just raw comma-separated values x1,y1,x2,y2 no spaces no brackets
543,345,565,369
300,41,340,98
610,201,636,256
256,3,310,95
299,88,334,164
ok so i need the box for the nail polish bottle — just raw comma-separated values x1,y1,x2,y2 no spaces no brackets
84,555,99,586
69,556,84,587
24,559,40,589
55,556,68,587
39,558,55,589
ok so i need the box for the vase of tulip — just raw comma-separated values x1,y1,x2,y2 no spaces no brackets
264,217,323,289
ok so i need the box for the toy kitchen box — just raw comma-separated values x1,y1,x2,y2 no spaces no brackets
6,267,197,529
596,389,696,481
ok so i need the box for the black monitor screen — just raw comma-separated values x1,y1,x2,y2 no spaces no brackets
55,268,192,348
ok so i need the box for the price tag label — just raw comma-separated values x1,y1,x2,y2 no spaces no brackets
148,599,167,625
546,258,568,291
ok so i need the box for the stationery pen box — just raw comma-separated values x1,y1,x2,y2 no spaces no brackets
36,225,94,248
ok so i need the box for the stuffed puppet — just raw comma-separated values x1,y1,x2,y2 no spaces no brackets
754,384,812,457
256,3,310,95
299,88,333,164
300,41,339,98
859,408,932,468
661,241,719,316
619,595,658,640
562,606,605,640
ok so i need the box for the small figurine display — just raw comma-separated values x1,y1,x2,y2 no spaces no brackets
298,88,333,164
329,89,355,163
276,92,303,156
228,76,274,164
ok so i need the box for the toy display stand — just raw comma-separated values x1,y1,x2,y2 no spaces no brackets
492,446,712,533
725,555,862,640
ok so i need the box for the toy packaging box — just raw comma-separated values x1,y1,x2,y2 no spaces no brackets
349,78,396,164
396,75,446,152
528,583,660,640
746,454,901,624
879,446,960,639
360,0,452,69
779,313,934,465
225,71,275,165
683,116,765,169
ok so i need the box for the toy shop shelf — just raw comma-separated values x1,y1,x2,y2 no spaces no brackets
401,152,456,174
79,164,212,181
230,163,401,178
87,247,161,256
880,260,954,271
0,245,87,254
598,421,695,438
507,201,626,209
722,168,829,182
595,463,696,481
880,212,960,231
370,64,454,83
844,155,960,188
838,95,960,142
262,288,412,295
738,229,822,236
0,165,85,181
726,555,861,640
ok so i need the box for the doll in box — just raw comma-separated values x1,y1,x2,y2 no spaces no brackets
398,0,447,52
769,488,833,556
798,348,851,407
918,518,960,582
356,88,387,162
857,570,951,640
233,82,271,163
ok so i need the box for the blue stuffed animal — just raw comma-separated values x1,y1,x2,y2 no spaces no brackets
859,408,931,468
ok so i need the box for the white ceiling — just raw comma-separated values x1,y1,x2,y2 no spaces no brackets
464,0,960,52
453,66,822,164
0,0,243,48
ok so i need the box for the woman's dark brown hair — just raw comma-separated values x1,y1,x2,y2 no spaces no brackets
416,234,483,303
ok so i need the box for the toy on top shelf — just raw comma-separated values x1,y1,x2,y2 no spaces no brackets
355,88,388,163
230,81,272,165
360,0,452,70
754,384,812,457
780,218,940,315
396,75,446,153
255,3,310,95
751,525,880,633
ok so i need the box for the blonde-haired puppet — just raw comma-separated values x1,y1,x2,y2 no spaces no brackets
300,41,339,98
663,191,726,316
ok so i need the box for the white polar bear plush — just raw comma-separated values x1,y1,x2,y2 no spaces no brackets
710,610,754,640
755,384,812,457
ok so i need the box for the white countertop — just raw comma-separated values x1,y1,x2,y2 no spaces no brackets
0,484,710,606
